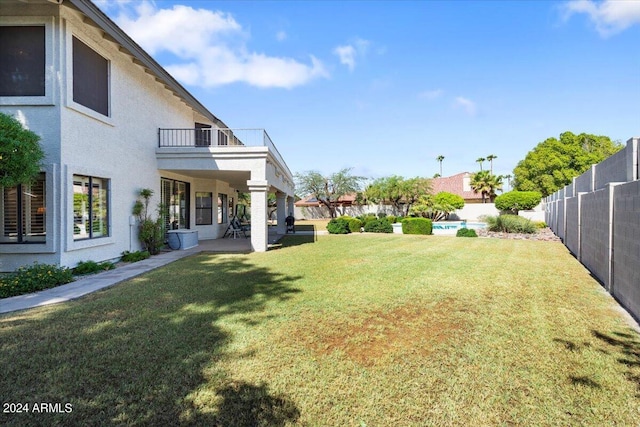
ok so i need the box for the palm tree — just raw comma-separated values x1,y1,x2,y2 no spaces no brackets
470,171,503,203
476,157,485,171
436,155,445,176
486,154,497,175
504,174,512,191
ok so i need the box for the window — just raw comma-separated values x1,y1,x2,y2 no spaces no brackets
218,194,228,224
73,175,109,240
195,192,213,225
161,178,189,230
0,26,45,97
195,123,211,147
217,130,228,146
73,36,109,116
1,173,46,243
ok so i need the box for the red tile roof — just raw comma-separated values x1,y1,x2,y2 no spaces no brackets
431,172,483,201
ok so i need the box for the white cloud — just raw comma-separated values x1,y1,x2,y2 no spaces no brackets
453,97,477,116
419,89,444,100
333,38,371,71
561,0,640,37
111,1,328,88
333,45,357,71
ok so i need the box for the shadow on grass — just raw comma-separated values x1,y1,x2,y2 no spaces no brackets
0,256,302,426
270,225,317,250
214,381,300,426
592,330,640,394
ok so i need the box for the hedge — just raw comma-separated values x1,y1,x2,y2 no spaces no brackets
402,217,432,235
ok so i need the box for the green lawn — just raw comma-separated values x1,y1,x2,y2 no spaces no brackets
2,234,640,426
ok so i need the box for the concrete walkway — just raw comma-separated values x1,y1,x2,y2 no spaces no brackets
0,232,287,315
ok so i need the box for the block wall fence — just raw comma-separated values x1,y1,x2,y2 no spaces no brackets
545,137,640,320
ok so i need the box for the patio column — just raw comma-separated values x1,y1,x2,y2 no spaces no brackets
276,192,287,235
288,196,295,217
248,180,269,252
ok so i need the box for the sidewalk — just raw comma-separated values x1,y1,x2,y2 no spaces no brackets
0,232,285,315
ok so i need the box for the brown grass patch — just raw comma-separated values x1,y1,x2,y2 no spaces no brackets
286,299,469,366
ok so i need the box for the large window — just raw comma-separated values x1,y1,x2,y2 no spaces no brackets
195,192,213,225
1,173,46,243
73,36,109,116
73,175,109,240
0,26,45,97
161,178,190,230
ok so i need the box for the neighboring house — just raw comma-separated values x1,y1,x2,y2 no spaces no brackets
431,172,483,203
0,0,295,271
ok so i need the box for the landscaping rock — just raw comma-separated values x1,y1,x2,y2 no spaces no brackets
476,227,561,242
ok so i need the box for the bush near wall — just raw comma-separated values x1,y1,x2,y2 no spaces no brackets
348,218,363,233
402,217,433,235
0,263,74,298
486,214,536,234
494,191,542,214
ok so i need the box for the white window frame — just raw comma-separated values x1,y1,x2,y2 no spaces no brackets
65,31,113,125
0,17,55,106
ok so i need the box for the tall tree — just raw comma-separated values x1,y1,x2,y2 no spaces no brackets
476,157,485,171
0,112,45,188
399,177,432,215
365,175,405,213
436,155,445,176
513,131,623,197
470,171,503,203
295,168,365,218
486,154,497,175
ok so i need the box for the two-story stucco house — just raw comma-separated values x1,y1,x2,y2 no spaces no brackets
0,0,295,271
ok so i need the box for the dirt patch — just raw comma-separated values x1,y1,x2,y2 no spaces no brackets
287,300,469,366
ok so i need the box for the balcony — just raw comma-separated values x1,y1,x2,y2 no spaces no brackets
158,128,291,178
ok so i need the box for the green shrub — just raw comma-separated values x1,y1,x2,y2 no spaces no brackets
73,260,116,275
377,212,387,219
121,250,151,263
327,217,351,234
533,220,548,229
386,215,397,224
402,217,433,235
358,214,377,225
456,228,478,237
488,214,536,234
494,191,542,214
434,192,465,209
363,218,393,233
348,218,363,233
0,263,74,298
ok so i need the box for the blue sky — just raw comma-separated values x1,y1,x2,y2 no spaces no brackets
97,0,640,182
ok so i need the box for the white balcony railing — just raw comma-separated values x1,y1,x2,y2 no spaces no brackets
158,128,292,178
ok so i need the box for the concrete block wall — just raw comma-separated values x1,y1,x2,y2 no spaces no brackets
612,180,640,317
556,200,566,241
579,188,612,290
595,148,628,190
564,196,580,257
574,166,595,193
545,137,640,321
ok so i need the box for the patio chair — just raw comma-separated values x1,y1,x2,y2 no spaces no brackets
224,217,250,239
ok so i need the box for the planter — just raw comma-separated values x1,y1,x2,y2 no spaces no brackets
167,230,198,250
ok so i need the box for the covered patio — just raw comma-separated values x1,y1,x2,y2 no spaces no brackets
156,128,296,252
